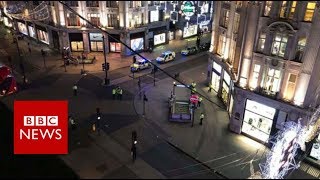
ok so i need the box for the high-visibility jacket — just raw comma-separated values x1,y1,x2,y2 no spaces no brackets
191,82,196,87
199,97,203,102
200,114,204,119
112,89,116,95
119,89,123,94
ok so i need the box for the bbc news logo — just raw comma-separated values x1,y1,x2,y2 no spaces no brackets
20,116,61,140
14,101,68,154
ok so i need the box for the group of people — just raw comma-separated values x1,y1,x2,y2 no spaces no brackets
112,86,123,100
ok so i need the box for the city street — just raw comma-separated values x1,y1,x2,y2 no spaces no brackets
0,23,319,179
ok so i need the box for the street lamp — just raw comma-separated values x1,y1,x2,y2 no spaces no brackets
102,35,109,85
173,81,176,95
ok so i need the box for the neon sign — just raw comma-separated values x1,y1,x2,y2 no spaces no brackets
181,1,195,17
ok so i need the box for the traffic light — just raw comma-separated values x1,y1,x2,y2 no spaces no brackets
132,131,137,145
102,63,110,71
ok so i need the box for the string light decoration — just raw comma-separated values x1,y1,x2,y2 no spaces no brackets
259,120,305,179
4,1,50,22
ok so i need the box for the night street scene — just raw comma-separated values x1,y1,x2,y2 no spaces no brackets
1,1,320,179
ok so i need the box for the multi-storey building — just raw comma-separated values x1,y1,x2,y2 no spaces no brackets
0,1,214,56
207,1,320,165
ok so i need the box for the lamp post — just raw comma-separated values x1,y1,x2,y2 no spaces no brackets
102,35,109,85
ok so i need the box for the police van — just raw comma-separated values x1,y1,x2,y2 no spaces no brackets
156,51,176,64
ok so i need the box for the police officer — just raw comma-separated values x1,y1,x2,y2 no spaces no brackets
198,97,203,107
73,84,78,96
119,87,123,100
112,88,116,100
200,113,204,125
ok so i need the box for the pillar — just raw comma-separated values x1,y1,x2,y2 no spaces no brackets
224,1,236,60
47,28,54,48
82,31,89,52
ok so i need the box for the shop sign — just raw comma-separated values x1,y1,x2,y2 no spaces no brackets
181,1,195,17
245,99,276,119
190,94,199,104
89,33,103,41
154,33,166,45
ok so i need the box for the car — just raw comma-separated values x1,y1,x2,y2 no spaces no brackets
0,75,18,96
199,42,211,51
156,51,176,64
181,46,198,56
130,58,151,72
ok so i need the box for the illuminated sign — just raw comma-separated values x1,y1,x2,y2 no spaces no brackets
183,24,198,38
154,33,166,45
181,1,195,17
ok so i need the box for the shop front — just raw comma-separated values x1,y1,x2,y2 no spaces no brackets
130,32,144,53
27,22,36,39
154,32,166,46
52,30,60,50
89,33,103,52
69,33,83,52
183,24,198,38
17,21,28,36
36,25,49,45
222,70,231,105
109,34,121,53
211,61,221,93
241,99,276,143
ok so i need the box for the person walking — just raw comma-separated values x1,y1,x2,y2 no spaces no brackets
208,83,212,92
69,116,76,130
199,113,204,125
198,97,203,107
73,84,78,96
112,88,116,100
131,144,137,162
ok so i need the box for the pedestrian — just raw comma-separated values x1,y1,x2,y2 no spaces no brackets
119,87,123,100
133,55,136,63
198,97,203,107
200,113,204,125
73,84,78,96
208,84,212,92
131,144,137,162
69,116,76,130
112,88,116,100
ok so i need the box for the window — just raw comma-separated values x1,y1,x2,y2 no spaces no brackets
106,1,118,8
220,9,229,28
107,14,119,28
129,1,142,8
88,14,100,26
86,1,99,7
236,1,242,9
271,33,288,57
250,64,261,90
283,73,297,101
264,1,272,16
67,13,80,26
65,1,78,7
304,2,316,21
264,68,281,93
229,40,236,64
280,1,296,19
233,13,240,34
217,35,226,56
257,33,266,52
295,38,306,62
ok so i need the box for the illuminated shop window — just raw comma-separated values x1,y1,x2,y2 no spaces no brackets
264,68,281,94
283,73,297,101
264,1,272,16
295,37,306,62
257,33,266,52
271,33,288,58
304,2,316,22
